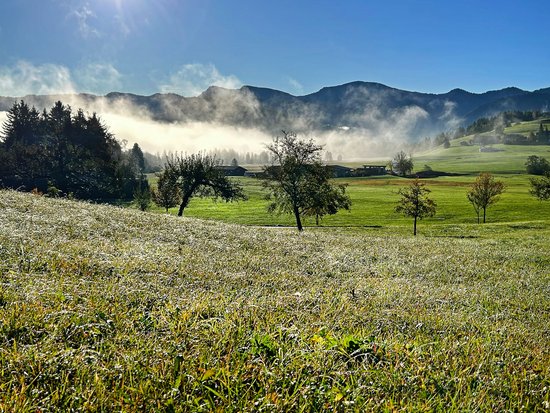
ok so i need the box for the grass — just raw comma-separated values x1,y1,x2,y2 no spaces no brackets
1,189,549,411
504,118,550,135
414,143,550,174
149,174,550,232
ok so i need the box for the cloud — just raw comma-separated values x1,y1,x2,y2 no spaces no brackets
159,64,242,97
438,100,463,130
0,61,76,96
0,61,126,97
75,63,122,94
69,3,100,38
287,77,305,95
100,114,271,155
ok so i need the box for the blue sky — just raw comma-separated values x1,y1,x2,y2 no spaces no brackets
0,0,548,96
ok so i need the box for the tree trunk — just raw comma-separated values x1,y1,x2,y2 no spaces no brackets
413,216,417,236
483,207,486,223
178,192,192,217
293,206,303,231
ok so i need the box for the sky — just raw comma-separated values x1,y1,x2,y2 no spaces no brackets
0,0,549,98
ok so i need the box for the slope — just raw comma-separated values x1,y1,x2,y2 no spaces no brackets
0,190,548,411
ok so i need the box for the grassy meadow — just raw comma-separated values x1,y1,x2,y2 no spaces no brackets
1,130,550,411
151,139,550,231
0,189,549,411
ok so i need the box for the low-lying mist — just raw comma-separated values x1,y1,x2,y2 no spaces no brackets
0,87,441,162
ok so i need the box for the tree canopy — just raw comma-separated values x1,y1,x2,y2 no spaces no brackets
467,172,505,224
395,179,436,236
262,131,351,231
162,153,247,216
0,100,141,201
392,151,414,176
529,173,550,201
525,155,550,175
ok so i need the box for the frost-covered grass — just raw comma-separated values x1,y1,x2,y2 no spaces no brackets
0,190,549,411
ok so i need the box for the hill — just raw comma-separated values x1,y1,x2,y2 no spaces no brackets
0,189,548,410
1,82,550,140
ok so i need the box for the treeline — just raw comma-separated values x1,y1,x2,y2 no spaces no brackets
0,100,146,201
145,148,275,169
465,111,550,135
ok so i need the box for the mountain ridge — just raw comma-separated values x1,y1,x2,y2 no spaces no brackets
1,81,549,140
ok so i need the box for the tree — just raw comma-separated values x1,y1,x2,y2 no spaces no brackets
1,101,42,147
525,155,550,175
130,143,146,174
163,153,246,216
0,100,144,202
262,131,351,231
395,179,436,236
133,177,152,211
303,167,351,226
529,173,550,201
392,151,414,176
467,172,505,224
152,169,181,212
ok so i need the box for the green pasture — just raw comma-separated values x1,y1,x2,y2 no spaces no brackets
504,118,550,135
414,143,550,174
145,127,550,233
149,173,550,233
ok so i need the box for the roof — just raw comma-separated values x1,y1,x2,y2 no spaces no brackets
217,165,247,171
328,165,353,170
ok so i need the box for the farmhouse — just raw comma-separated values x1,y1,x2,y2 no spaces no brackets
327,165,353,178
216,165,248,176
353,165,387,177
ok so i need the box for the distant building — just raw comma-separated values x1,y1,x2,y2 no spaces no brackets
216,165,248,176
327,165,353,178
353,165,387,177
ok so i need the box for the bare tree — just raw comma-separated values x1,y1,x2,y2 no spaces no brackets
467,172,505,224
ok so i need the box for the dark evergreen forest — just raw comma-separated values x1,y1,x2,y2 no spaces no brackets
0,100,147,202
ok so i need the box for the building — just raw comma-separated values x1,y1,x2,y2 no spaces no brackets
216,165,248,176
327,165,353,178
353,165,387,177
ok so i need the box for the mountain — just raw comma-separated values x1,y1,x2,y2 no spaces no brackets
1,82,549,140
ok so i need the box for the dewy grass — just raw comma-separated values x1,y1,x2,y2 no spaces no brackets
0,189,549,411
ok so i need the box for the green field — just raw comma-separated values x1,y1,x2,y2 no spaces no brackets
0,190,549,411
504,118,550,135
146,132,550,233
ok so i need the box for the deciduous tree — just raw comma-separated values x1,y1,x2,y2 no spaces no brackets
152,169,181,212
392,151,414,176
525,155,550,176
395,179,436,236
467,172,505,224
262,131,351,231
529,173,550,201
163,153,246,216
303,167,351,226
